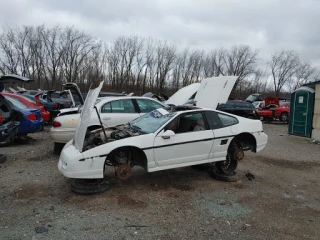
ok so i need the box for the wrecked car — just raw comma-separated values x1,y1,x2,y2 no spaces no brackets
58,76,268,190
50,96,167,152
258,97,290,123
0,75,31,143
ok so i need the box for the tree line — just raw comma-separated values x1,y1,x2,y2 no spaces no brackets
0,25,318,98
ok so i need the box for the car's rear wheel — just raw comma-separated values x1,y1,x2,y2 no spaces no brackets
71,178,110,195
280,112,289,123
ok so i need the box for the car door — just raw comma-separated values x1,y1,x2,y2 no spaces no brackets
100,99,140,126
153,111,214,167
204,110,239,160
134,98,165,115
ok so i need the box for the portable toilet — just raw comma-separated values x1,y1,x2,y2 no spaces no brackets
288,87,315,137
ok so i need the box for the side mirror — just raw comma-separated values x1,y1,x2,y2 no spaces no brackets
160,130,175,139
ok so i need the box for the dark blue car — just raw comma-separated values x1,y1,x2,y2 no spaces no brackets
0,74,37,142
4,95,43,135
0,95,21,143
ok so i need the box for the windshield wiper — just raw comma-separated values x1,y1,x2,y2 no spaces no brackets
131,124,142,131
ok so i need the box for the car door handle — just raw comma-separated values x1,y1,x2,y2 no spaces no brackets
103,117,111,120
162,136,170,139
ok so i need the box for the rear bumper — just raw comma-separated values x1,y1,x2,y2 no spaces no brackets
18,119,43,134
50,127,76,143
41,111,50,122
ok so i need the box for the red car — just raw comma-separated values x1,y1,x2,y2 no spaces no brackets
258,97,290,123
1,92,50,122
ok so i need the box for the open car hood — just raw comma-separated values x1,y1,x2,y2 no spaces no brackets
165,76,237,109
74,81,104,152
63,82,84,105
0,75,32,92
264,97,279,106
0,74,33,84
194,76,237,109
166,83,200,106
46,90,56,102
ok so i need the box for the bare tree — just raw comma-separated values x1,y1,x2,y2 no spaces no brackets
269,50,300,96
288,61,316,91
203,48,225,77
222,45,259,92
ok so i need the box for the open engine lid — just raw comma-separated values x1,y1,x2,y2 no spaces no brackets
74,81,104,152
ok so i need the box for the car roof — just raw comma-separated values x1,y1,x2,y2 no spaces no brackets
96,96,166,104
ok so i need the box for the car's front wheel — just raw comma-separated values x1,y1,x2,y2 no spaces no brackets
216,156,238,175
279,112,289,123
53,142,65,154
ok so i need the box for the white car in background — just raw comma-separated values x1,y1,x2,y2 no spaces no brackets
58,77,268,190
50,96,167,151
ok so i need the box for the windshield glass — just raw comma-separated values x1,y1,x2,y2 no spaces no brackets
246,94,260,102
252,101,260,107
5,96,28,109
130,109,176,133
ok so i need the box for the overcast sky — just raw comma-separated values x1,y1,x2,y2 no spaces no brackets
0,0,319,68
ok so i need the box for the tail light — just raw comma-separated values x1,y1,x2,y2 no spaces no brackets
53,103,58,109
27,114,37,121
52,121,61,128
0,112,3,123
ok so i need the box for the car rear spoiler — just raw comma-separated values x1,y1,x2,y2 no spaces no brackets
34,92,43,106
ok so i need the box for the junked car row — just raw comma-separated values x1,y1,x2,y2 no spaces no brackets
2,75,269,195
0,76,91,144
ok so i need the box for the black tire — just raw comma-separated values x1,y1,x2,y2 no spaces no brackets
71,179,110,195
191,163,215,171
279,112,289,123
210,168,238,182
216,157,238,175
0,154,7,163
53,142,65,155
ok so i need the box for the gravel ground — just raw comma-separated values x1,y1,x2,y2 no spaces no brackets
0,123,319,240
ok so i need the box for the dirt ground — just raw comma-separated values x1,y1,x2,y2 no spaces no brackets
0,123,319,240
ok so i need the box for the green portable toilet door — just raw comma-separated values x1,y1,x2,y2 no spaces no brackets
291,90,312,137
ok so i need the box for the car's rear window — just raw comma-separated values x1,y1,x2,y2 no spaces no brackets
5,96,28,109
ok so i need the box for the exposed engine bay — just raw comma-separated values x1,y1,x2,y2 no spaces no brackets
83,124,142,151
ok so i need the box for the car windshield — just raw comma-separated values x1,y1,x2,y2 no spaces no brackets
129,109,176,134
5,96,28,109
246,94,260,102
252,101,260,107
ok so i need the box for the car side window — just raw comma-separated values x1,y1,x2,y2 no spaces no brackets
101,99,136,113
165,112,208,133
136,99,164,113
205,111,238,129
204,111,223,129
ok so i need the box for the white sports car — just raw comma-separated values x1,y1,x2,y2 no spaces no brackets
58,77,268,181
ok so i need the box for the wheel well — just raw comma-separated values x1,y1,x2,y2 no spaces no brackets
233,133,257,152
106,146,148,171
